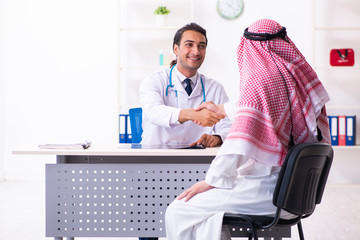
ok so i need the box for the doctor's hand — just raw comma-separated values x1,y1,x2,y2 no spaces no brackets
195,101,226,116
176,180,214,202
179,108,224,127
190,134,222,147
193,102,226,127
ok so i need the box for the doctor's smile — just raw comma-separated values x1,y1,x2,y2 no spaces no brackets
188,55,201,62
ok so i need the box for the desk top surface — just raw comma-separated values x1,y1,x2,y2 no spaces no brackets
13,144,220,156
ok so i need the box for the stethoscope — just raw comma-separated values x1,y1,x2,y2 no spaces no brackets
165,64,206,102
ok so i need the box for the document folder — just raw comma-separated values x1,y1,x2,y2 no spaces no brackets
328,116,338,146
129,108,143,144
338,115,346,146
119,114,132,143
346,115,356,145
126,114,132,143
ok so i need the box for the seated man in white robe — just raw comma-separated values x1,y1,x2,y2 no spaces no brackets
165,18,331,240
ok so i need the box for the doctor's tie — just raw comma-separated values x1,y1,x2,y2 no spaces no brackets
184,78,192,96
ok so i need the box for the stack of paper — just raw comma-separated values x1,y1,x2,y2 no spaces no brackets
38,141,91,149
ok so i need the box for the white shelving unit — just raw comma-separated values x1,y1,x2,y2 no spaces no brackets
312,0,360,183
312,0,360,147
117,0,194,113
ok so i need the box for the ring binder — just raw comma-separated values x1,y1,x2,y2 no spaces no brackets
119,114,132,143
328,116,338,146
346,115,356,145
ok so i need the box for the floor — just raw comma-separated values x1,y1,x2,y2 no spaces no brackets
0,179,359,240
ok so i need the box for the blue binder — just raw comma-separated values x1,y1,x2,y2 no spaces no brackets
119,114,132,143
328,116,338,146
346,115,356,145
129,108,143,144
126,114,132,143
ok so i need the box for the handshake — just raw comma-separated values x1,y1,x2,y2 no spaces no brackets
179,101,226,127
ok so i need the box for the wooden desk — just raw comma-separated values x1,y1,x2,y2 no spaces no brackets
13,144,290,240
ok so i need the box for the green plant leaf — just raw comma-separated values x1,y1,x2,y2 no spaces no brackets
154,6,170,15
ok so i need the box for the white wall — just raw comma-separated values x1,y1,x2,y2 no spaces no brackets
0,0,5,181
2,0,118,180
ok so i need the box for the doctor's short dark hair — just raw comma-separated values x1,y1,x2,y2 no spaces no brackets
170,22,208,67
173,22,208,47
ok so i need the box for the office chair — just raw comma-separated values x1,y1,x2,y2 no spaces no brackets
223,142,333,240
129,107,143,144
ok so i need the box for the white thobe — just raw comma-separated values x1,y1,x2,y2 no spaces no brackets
165,152,284,240
139,66,232,145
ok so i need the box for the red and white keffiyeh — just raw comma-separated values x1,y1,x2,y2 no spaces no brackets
219,19,330,166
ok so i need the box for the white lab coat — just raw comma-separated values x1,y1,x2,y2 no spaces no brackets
139,66,232,145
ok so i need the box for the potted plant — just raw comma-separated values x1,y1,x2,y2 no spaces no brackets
154,6,170,26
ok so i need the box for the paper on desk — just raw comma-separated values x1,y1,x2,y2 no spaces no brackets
38,141,91,149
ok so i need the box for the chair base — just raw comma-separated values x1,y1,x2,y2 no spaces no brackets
227,225,291,239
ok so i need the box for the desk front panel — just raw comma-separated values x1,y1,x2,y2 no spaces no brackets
46,155,291,238
46,161,209,237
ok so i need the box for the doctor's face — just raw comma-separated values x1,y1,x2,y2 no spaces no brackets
174,30,207,77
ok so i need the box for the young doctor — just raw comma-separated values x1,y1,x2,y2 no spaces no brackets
139,23,232,148
138,23,232,240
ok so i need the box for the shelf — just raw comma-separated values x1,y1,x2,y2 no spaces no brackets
311,0,359,166
314,27,360,31
326,105,360,109
119,26,180,31
332,145,360,149
314,66,360,70
119,65,169,70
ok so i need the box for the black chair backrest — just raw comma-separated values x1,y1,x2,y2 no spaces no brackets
273,143,333,216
